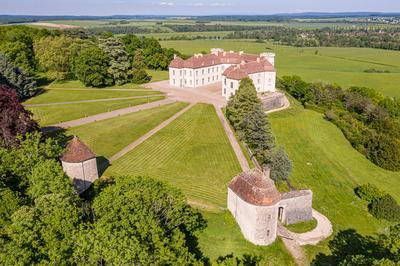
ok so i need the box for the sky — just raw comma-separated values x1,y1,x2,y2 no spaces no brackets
1,0,400,16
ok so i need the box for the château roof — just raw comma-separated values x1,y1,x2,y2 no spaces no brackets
60,136,96,163
223,59,275,80
169,49,267,70
229,169,281,206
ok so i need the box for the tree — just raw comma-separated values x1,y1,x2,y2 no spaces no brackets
0,85,38,148
74,176,207,265
0,193,82,265
73,46,112,87
226,78,261,130
240,104,275,159
27,159,74,200
34,36,76,80
122,34,142,60
99,37,131,85
279,75,312,105
269,147,292,182
0,53,38,99
131,49,151,84
0,187,22,228
369,194,400,222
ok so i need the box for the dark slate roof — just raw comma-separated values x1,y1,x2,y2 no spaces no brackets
60,136,96,163
229,169,281,206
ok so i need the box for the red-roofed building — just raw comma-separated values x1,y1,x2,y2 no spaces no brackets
168,48,276,99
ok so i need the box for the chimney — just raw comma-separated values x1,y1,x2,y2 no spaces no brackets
257,57,260,63
223,51,226,56
239,51,243,55
229,50,234,53
241,60,245,65
174,54,177,59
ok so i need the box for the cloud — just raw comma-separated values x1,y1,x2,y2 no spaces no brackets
210,2,228,7
193,2,204,6
159,1,174,6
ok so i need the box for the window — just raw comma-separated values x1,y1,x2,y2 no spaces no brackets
202,69,204,75
202,78,204,85
196,80,198,85
208,68,210,74
184,70,186,75
268,214,271,219
230,82,233,89
173,70,175,75
173,79,175,85
224,79,226,85
208,77,210,82
212,76,214,81
258,79,261,84
267,230,270,236
224,88,226,94
190,80,192,85
180,70,182,75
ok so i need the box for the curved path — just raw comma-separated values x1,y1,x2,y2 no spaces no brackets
24,94,165,107
292,209,333,246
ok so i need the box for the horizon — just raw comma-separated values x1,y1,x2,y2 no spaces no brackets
2,0,400,16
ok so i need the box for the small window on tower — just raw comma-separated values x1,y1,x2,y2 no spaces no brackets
267,230,270,236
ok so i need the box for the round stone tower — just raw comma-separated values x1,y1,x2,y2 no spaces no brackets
227,168,281,245
60,136,98,193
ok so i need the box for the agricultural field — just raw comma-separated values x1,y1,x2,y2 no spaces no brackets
27,96,164,126
161,39,400,98
268,98,400,262
67,102,188,158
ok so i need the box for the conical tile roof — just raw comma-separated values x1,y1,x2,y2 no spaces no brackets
60,136,95,163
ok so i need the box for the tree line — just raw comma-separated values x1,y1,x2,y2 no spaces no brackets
226,78,292,183
0,26,182,91
279,75,400,171
225,27,400,51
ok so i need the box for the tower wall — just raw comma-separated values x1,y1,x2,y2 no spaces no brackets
62,158,99,193
228,188,278,245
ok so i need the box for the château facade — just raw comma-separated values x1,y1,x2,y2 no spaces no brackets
169,48,276,100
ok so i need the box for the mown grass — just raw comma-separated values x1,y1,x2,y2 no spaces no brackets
268,98,400,262
27,96,165,126
197,211,295,265
286,218,318,233
106,103,242,208
161,40,400,98
24,89,162,104
146,69,169,82
67,102,188,159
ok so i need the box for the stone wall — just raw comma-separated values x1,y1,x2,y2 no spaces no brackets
228,188,278,245
279,190,313,225
61,158,99,193
260,92,286,111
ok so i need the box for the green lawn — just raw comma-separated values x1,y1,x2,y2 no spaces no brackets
106,103,242,208
67,102,188,159
268,98,400,261
198,211,295,265
285,218,317,233
146,69,169,82
161,40,400,98
24,89,162,104
27,96,165,126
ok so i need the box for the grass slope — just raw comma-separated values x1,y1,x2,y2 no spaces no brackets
27,96,165,126
67,102,188,159
198,211,295,265
161,40,400,98
24,89,162,104
106,103,242,208
268,98,400,261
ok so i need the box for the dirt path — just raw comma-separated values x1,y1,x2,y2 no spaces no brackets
109,103,195,162
215,108,250,171
24,94,165,107
42,98,175,132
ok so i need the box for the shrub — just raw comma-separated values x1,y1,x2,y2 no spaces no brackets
369,194,400,222
355,184,384,202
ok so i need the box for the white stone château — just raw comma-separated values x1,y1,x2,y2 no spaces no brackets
60,136,99,193
169,48,276,100
228,168,313,246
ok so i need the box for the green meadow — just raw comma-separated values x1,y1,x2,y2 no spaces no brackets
161,39,400,98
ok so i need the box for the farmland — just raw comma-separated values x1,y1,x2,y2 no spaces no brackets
161,39,400,98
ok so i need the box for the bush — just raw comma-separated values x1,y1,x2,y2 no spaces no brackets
355,184,384,202
369,194,400,222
